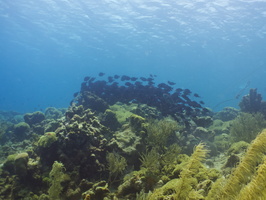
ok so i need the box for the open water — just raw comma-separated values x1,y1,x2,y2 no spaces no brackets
0,0,266,113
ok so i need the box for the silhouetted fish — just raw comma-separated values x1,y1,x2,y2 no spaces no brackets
158,83,172,90
84,76,90,81
108,76,114,83
175,88,183,93
131,77,138,81
183,89,192,95
89,77,96,83
121,75,130,81
140,77,147,81
194,93,200,98
135,81,142,86
199,101,205,105
125,82,133,87
99,72,105,76
167,81,176,86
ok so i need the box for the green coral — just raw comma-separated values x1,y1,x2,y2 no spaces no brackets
37,132,58,148
230,112,266,143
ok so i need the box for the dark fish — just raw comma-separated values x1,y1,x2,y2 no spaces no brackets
202,107,210,114
158,83,172,90
190,101,202,108
167,81,176,86
121,75,130,81
135,81,142,86
194,93,200,98
182,94,191,102
175,88,183,93
108,76,114,83
148,81,155,86
199,101,205,105
84,76,90,81
183,89,192,95
140,77,147,81
114,75,120,79
99,72,105,76
73,92,79,97
131,77,138,81
89,77,96,83
147,77,154,82
125,82,133,87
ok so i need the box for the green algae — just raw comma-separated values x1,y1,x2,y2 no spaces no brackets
48,161,67,200
106,152,127,183
37,132,58,148
109,103,138,124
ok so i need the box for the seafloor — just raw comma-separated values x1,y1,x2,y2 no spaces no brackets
0,74,266,200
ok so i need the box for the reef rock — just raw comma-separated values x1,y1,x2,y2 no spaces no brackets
24,111,45,126
77,91,109,112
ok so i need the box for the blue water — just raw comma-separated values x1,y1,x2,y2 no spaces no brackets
0,0,266,113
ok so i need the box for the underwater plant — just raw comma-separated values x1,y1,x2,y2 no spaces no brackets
206,129,266,200
230,112,266,143
146,117,181,152
148,143,209,200
139,148,161,175
173,143,208,199
106,152,127,183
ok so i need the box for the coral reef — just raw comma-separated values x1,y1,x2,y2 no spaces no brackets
3,75,266,200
